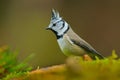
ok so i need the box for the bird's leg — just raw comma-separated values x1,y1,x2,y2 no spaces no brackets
83,54,92,61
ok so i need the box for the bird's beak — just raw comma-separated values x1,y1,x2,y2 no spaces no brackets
46,27,50,30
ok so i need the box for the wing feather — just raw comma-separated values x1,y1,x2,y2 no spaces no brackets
71,39,104,59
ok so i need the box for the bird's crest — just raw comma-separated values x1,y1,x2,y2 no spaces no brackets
51,9,60,20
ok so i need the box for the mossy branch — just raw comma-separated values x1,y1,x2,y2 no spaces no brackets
1,46,120,80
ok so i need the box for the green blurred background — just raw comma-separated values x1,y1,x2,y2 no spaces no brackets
0,0,120,68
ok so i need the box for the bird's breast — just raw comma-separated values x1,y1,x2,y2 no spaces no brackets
57,35,86,56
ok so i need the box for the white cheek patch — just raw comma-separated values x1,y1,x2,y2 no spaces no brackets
57,22,68,36
53,27,59,32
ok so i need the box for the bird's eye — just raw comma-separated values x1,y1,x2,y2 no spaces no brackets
53,23,56,26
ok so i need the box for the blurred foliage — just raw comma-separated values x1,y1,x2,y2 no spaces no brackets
0,46,33,80
11,50,120,80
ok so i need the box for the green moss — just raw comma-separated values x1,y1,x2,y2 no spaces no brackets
66,50,120,80
0,46,33,80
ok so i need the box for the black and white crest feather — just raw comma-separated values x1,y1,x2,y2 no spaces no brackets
51,9,60,20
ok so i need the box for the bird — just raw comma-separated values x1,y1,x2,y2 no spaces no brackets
46,9,104,60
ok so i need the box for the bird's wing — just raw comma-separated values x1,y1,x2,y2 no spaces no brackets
70,38,104,59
